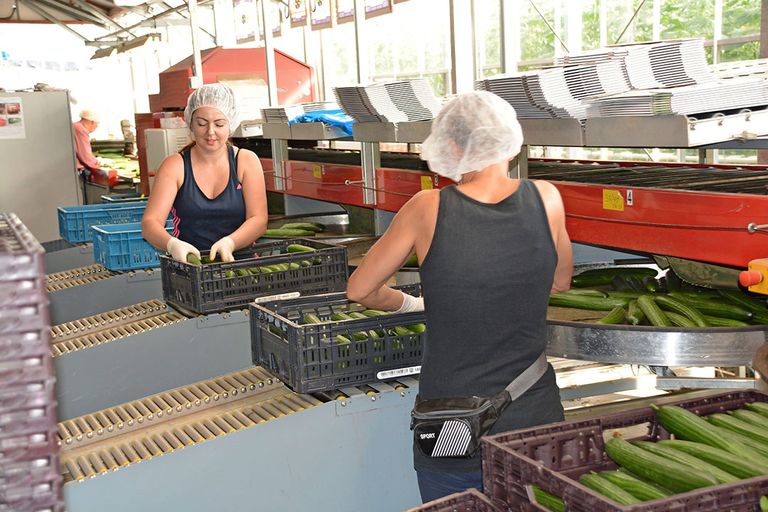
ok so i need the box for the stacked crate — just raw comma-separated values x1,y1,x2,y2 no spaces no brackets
0,213,64,512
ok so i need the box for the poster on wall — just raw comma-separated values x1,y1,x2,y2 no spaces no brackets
233,0,259,44
335,0,354,23
365,0,392,18
290,0,308,28
0,97,25,139
311,0,333,30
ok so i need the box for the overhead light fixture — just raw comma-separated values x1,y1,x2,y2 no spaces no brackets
91,47,117,60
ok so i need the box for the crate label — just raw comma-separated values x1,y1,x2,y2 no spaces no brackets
377,365,421,380
253,291,301,304
420,176,433,190
312,165,322,179
602,189,624,211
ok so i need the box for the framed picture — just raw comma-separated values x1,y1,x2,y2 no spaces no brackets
311,0,333,30
290,0,309,28
233,0,258,44
364,0,392,19
335,0,354,24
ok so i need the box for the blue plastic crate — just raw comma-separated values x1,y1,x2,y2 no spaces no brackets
92,221,172,271
57,202,148,243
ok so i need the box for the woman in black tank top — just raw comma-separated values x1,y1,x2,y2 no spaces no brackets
347,91,574,504
142,84,268,263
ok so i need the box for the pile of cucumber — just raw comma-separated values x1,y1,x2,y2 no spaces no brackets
263,222,324,238
532,402,768,511
549,267,768,327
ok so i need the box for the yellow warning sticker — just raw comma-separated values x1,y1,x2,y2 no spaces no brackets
602,189,624,211
312,165,322,179
420,176,434,190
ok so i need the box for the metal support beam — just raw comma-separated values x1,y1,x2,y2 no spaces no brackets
449,0,474,94
360,142,380,206
261,0,278,106
271,139,288,191
656,377,756,390
353,0,368,83
17,0,89,41
188,0,203,89
72,0,135,36
500,0,520,73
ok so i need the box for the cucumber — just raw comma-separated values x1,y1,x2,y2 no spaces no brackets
361,309,388,317
653,295,708,327
302,313,323,324
642,276,659,293
402,253,419,268
637,295,670,327
336,334,351,344
406,323,426,334
668,293,753,321
330,312,354,321
186,253,201,265
604,437,719,492
279,222,324,232
626,300,646,325
347,312,368,320
561,288,609,298
224,270,235,279
597,306,627,325
717,289,768,315
728,409,768,432
531,485,565,512
702,315,749,327
599,469,673,500
287,244,316,253
657,439,768,478
762,495,768,512
651,404,753,459
571,267,657,288
746,402,768,418
709,423,768,459
707,413,768,444
665,311,697,328
578,471,641,505
548,294,629,311
236,268,250,277
632,440,739,484
606,291,645,300
263,228,317,238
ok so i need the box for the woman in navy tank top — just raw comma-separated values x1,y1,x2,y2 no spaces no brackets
142,84,267,262
347,91,574,503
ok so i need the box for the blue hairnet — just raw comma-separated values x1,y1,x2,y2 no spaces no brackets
420,91,523,182
184,83,238,132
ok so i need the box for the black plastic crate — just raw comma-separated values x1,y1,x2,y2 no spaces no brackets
406,488,502,512
481,389,768,512
250,284,425,393
161,238,348,314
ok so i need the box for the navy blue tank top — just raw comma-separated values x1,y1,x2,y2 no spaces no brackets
171,145,246,250
415,181,564,472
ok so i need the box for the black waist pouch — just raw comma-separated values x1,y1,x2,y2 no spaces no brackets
410,392,510,458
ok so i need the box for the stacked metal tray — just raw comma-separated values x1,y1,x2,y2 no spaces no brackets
0,213,64,512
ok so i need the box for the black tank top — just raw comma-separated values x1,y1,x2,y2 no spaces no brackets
171,145,246,250
415,181,564,472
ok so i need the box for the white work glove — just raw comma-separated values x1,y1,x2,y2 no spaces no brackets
394,292,424,313
210,236,236,263
166,237,200,263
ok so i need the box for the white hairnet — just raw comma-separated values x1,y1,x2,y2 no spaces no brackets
80,109,100,122
420,90,524,182
184,83,238,132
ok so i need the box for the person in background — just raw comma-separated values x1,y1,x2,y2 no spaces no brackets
72,109,103,174
142,83,268,263
346,90,573,503
120,119,137,158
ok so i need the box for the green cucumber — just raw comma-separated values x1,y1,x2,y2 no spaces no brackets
717,289,768,315
707,413,768,444
279,222,324,232
604,437,719,492
561,288,609,298
531,485,565,512
299,260,312,267
746,402,768,418
286,244,316,253
599,469,673,500
665,311,697,328
579,471,641,505
406,323,426,334
336,334,351,344
263,228,317,238
626,300,646,325
361,309,388,317
657,439,768,479
728,409,768,432
668,293,753,321
347,312,368,320
597,306,626,325
637,295,670,327
653,295,708,327
402,253,419,268
186,253,201,265
330,312,354,321
709,423,768,459
606,291,645,300
302,313,323,324
702,315,750,327
548,294,629,311
632,440,738,484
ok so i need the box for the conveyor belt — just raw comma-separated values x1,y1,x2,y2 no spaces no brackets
50,299,186,356
529,160,768,194
47,264,117,292
59,367,321,483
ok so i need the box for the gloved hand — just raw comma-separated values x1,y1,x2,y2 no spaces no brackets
394,292,424,313
210,236,236,263
166,237,200,263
